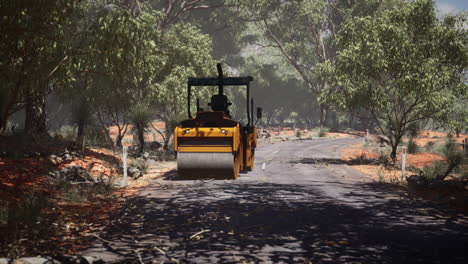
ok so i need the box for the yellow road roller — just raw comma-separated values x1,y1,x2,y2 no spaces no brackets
174,63,261,180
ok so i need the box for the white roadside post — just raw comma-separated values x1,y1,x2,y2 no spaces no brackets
401,146,407,183
122,146,128,187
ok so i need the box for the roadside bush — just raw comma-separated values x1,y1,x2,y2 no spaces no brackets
316,127,329,137
461,170,468,180
424,141,436,152
0,190,54,258
379,154,390,166
131,158,149,174
436,137,465,180
84,126,109,148
57,126,76,141
50,173,115,202
295,129,302,138
421,160,446,180
150,149,176,161
407,138,420,154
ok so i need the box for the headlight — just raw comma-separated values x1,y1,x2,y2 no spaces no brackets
220,129,228,134
182,129,190,135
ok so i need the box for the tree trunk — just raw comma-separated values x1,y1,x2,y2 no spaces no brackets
116,134,123,148
24,94,48,136
115,124,128,149
390,143,398,162
77,119,85,139
320,104,328,128
348,112,354,129
137,125,145,156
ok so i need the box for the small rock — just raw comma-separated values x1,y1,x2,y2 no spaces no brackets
406,174,428,189
150,141,162,150
49,166,95,183
62,153,73,161
128,167,143,179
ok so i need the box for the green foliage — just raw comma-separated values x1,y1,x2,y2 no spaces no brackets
440,137,464,171
421,137,466,180
129,104,153,131
0,0,77,133
422,160,446,180
239,56,308,126
424,141,436,152
295,129,302,138
315,127,329,137
84,126,109,148
57,126,77,141
130,158,149,174
319,0,468,160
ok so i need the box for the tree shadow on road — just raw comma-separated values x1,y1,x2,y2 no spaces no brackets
290,157,381,166
85,173,468,263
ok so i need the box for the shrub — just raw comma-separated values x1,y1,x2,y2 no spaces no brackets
295,129,302,138
150,149,176,161
316,127,329,137
407,138,420,154
376,149,391,166
436,137,464,180
84,126,109,148
424,141,436,152
421,160,446,180
57,126,76,141
407,123,420,138
131,158,149,174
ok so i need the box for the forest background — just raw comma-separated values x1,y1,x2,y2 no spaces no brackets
0,0,466,159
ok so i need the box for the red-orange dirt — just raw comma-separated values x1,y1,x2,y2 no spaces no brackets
341,130,467,183
108,121,166,146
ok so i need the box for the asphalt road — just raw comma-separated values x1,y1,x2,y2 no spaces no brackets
83,138,468,263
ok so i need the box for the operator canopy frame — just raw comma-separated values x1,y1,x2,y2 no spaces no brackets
187,63,254,126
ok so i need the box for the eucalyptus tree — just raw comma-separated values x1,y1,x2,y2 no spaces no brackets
66,2,164,147
151,23,215,148
0,0,78,135
237,0,355,127
238,0,404,127
319,0,468,161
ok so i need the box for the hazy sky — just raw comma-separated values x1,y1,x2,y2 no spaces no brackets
435,0,467,14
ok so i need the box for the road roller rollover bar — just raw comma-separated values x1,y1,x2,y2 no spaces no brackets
174,63,261,180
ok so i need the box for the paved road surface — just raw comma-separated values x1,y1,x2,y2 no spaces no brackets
83,138,468,263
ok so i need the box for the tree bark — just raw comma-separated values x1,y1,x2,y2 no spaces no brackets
24,93,48,136
320,104,328,128
77,119,85,139
137,125,145,156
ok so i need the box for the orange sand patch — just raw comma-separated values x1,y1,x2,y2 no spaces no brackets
417,130,467,144
341,140,450,184
108,121,166,146
0,157,53,202
406,153,445,167
341,143,379,161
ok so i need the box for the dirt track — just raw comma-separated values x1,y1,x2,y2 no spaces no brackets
83,138,468,263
